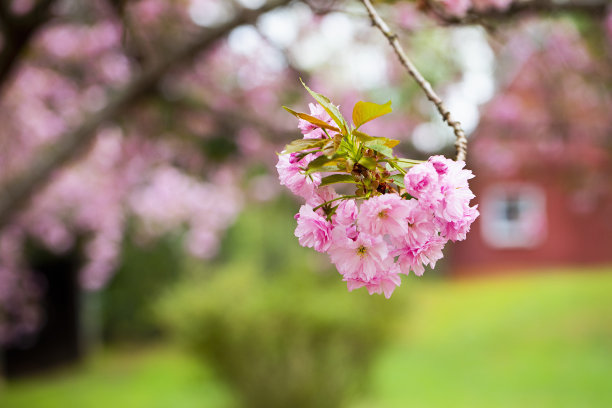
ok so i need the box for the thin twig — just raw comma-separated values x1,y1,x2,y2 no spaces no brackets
358,0,468,162
106,0,153,66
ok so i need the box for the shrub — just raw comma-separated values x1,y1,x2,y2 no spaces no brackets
156,201,400,408
101,233,184,343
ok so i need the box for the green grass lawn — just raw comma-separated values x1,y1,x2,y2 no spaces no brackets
2,267,612,408
360,267,612,408
0,346,234,408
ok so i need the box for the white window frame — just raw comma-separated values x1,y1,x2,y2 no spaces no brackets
480,183,547,249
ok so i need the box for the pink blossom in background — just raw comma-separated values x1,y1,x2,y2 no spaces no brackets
237,127,264,156
99,53,132,84
40,26,81,58
186,229,219,259
440,0,514,15
486,95,523,124
81,226,123,290
131,0,168,23
472,0,513,12
10,0,34,15
439,0,472,17
394,3,423,31
39,22,123,61
249,175,281,202
472,139,519,176
129,165,242,260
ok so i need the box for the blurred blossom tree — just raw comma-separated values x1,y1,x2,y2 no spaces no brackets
0,0,611,344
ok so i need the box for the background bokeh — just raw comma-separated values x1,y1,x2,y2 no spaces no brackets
1,0,611,407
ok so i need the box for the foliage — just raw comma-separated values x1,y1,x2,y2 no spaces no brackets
0,345,232,408
283,82,416,198
360,268,612,408
100,233,184,343
156,201,400,408
3,268,612,408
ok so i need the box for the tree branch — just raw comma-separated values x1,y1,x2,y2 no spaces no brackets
0,3,11,26
427,0,609,26
359,0,468,162
17,0,56,26
0,0,56,95
0,0,291,231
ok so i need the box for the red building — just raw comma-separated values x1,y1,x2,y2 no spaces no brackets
452,174,612,276
450,26,612,275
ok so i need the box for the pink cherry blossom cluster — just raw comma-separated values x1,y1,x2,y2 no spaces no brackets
277,104,478,298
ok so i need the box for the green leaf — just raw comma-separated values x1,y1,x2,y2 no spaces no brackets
306,155,332,170
352,100,392,129
353,130,374,143
283,106,340,133
300,79,348,135
357,156,378,170
364,141,393,157
337,136,360,162
306,155,345,173
390,174,405,188
320,139,340,157
353,130,400,148
319,174,357,187
283,138,326,154
382,138,400,148
393,159,423,168
314,165,345,173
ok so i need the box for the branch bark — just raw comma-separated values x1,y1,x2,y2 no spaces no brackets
106,0,154,66
0,0,291,231
0,0,56,94
359,0,468,162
